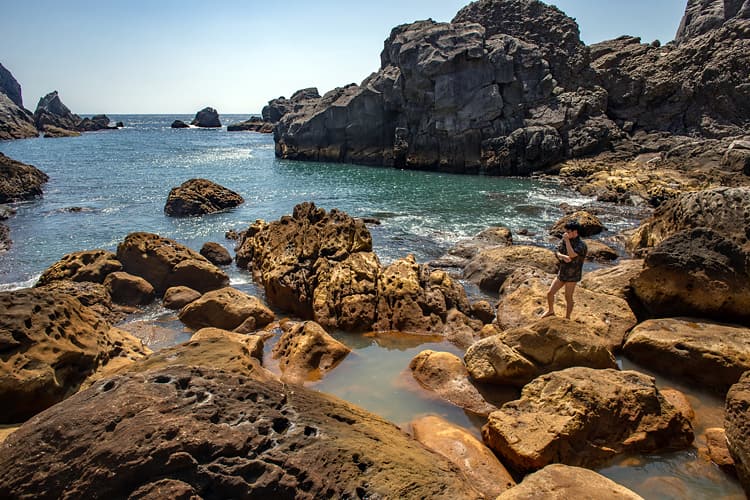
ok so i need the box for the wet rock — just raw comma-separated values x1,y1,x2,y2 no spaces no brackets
661,388,696,424
190,107,221,128
409,350,510,416
411,414,516,498
632,228,750,324
0,365,481,499
199,241,232,265
271,320,351,384
445,226,514,262
585,239,619,261
463,245,558,293
549,211,605,237
116,232,229,295
482,367,694,473
498,463,644,499
726,371,750,494
170,119,189,128
624,318,750,391
0,153,49,203
164,178,244,217
704,427,736,473
103,271,156,306
0,288,149,424
496,268,637,351
178,287,274,332
629,187,750,253
162,286,201,310
471,299,495,323
465,316,617,387
36,249,123,286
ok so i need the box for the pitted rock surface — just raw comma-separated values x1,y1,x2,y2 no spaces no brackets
0,153,48,203
35,280,128,325
465,316,616,386
117,232,229,294
272,321,351,384
0,288,149,423
0,366,481,499
482,367,694,473
178,287,274,332
164,178,244,217
36,249,122,285
463,244,558,293
549,210,605,237
624,318,750,391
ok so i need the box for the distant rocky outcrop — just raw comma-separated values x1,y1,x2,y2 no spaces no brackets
164,178,244,216
190,107,221,128
0,64,37,140
170,119,189,128
33,91,119,135
226,116,274,133
273,0,750,174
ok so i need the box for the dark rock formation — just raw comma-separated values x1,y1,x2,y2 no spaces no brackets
632,227,750,324
0,288,148,424
0,365,482,498
0,93,37,140
263,87,321,123
170,119,189,128
190,107,221,128
273,0,620,174
675,0,750,43
164,178,244,217
33,91,117,134
226,116,274,133
199,241,232,265
0,223,9,253
77,114,117,131
0,153,49,203
0,63,23,108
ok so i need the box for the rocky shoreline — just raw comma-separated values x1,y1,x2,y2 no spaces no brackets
1,0,750,497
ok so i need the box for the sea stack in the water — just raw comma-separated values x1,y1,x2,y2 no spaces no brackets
33,91,119,137
190,107,221,128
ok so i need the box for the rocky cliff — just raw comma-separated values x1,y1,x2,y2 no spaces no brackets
0,64,36,140
274,0,750,174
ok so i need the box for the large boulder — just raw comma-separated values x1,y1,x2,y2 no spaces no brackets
33,90,80,133
411,414,516,498
0,153,49,203
629,187,750,253
116,232,229,295
496,267,637,351
164,178,244,217
0,288,149,424
498,463,644,499
103,271,155,306
463,244,558,293
36,249,122,285
624,318,750,391
0,365,482,499
482,367,694,473
726,371,750,494
464,316,617,386
271,320,351,384
178,287,274,331
631,227,750,324
190,107,221,128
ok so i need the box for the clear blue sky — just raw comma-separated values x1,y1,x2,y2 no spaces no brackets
1,0,687,115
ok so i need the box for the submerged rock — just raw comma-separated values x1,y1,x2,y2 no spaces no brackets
0,365,482,499
164,178,244,217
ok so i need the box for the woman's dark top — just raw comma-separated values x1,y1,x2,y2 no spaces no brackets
557,237,587,282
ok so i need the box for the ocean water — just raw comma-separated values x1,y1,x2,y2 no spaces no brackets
0,115,742,497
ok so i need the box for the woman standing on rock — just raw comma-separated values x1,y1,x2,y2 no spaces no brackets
543,220,587,319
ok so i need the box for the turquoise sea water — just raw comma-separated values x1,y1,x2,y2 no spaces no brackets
0,115,742,498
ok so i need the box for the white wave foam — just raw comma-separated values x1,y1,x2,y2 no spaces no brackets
0,274,41,291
